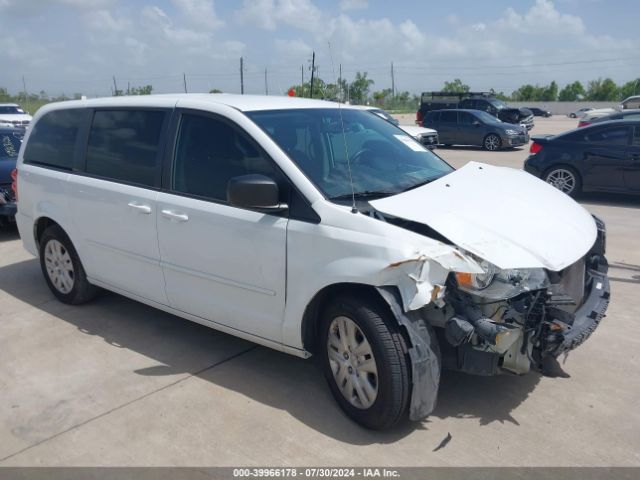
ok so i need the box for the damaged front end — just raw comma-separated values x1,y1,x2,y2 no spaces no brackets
422,217,610,377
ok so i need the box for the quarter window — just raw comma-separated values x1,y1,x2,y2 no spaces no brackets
172,114,279,202
23,109,83,170
86,110,165,187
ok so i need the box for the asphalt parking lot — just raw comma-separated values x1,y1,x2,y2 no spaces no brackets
0,116,638,467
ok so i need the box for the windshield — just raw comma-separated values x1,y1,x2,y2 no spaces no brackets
0,106,25,115
247,108,452,200
488,99,507,110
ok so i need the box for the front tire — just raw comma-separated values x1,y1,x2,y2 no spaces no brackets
320,295,411,430
544,166,582,198
39,225,99,304
483,133,502,151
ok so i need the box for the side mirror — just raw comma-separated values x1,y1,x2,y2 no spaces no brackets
227,174,287,211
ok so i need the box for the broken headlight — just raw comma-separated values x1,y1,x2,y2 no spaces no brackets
455,253,549,300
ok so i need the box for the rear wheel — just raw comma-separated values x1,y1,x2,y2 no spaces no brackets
320,295,411,430
39,225,99,304
483,133,502,151
544,166,582,198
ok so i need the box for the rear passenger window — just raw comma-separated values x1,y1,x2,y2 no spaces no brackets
585,126,630,146
86,110,165,187
23,109,83,170
172,114,279,203
440,111,457,123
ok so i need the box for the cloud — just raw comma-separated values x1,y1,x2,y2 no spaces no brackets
340,0,368,10
171,0,223,29
235,0,323,33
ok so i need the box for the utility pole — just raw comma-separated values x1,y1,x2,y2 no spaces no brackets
22,75,27,94
310,51,315,99
240,57,244,94
264,68,268,95
338,63,342,101
301,65,304,96
127,82,130,95
391,62,395,98
183,73,188,93
112,76,118,96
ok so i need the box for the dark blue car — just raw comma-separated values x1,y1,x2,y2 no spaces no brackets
0,127,21,225
524,120,640,197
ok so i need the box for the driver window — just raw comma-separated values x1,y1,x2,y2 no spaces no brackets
172,114,279,202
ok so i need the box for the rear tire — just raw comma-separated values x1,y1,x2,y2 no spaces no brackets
39,225,99,304
319,295,411,430
544,166,582,198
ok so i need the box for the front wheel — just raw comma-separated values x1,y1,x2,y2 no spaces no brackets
483,133,502,151
544,166,581,198
39,225,99,304
320,295,411,430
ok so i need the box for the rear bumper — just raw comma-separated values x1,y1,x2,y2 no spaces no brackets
0,201,17,218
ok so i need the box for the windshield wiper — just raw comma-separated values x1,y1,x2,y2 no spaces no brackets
398,178,436,193
330,190,397,201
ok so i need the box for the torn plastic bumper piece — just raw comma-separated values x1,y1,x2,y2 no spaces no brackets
554,264,610,355
376,286,440,421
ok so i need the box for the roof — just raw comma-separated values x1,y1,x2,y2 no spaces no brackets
38,94,347,113
0,103,20,107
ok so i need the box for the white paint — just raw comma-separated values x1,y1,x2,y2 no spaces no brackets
372,161,597,271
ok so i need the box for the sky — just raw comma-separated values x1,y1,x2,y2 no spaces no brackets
0,0,638,97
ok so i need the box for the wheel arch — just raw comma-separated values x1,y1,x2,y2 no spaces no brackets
301,282,402,355
34,216,62,247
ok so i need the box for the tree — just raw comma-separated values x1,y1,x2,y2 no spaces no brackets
129,85,153,95
512,84,538,101
586,78,619,101
618,78,640,99
348,72,374,105
209,88,223,93
442,78,469,93
558,81,586,101
540,81,558,101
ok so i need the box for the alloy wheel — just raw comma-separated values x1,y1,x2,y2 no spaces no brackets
546,168,576,194
484,134,501,151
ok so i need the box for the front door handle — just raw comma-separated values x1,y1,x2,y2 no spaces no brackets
161,209,189,222
127,202,152,214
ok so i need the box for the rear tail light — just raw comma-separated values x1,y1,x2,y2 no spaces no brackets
416,110,423,125
529,142,543,155
578,121,591,127
11,168,18,201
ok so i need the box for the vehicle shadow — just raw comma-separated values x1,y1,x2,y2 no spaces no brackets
0,258,539,443
579,192,640,208
608,261,640,285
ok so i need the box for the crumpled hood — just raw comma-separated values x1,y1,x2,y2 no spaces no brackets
371,162,597,271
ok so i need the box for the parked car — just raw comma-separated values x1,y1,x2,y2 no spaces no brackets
0,103,32,129
16,95,609,430
524,120,640,197
621,95,640,110
526,107,552,117
417,92,534,131
579,109,640,127
356,106,439,148
568,107,593,119
0,127,21,226
422,109,529,150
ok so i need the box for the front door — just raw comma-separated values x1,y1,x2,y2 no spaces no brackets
581,125,631,192
624,126,640,192
156,110,287,342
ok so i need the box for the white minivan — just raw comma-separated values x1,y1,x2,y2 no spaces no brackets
15,94,610,429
